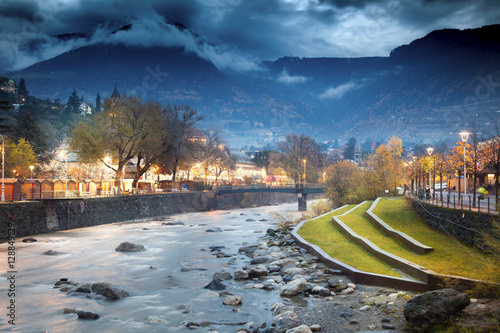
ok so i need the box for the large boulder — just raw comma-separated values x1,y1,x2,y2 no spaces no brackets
115,242,146,252
404,289,471,330
279,278,308,296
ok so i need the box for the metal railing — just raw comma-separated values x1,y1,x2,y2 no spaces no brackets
411,190,498,214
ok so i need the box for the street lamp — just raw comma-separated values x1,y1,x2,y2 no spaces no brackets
303,159,306,184
426,147,433,192
460,131,470,203
1,134,4,202
29,165,34,179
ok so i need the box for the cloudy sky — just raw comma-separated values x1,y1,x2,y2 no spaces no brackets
0,0,499,72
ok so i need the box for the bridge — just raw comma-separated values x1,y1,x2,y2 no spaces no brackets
214,184,325,211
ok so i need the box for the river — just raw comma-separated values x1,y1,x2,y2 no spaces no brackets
0,203,304,332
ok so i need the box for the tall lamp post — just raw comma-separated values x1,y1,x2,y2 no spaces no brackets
426,147,434,196
460,132,470,204
1,134,4,202
29,165,34,180
303,159,306,184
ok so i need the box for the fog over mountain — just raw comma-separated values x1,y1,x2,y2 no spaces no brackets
4,20,500,147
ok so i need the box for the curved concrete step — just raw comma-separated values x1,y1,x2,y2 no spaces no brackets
365,197,433,255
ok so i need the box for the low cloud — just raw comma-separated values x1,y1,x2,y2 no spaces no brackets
319,81,357,99
277,68,309,84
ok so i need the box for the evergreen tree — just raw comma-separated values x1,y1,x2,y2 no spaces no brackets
18,78,29,97
96,93,101,112
9,111,49,161
67,90,81,113
343,137,356,160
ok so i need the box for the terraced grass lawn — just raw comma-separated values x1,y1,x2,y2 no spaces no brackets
297,205,402,278
370,197,500,283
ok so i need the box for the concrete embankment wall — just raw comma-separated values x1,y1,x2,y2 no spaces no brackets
0,191,299,241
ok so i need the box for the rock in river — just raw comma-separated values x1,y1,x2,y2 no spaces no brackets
279,278,308,296
96,287,130,300
115,242,146,252
223,295,243,305
204,279,227,290
76,310,100,320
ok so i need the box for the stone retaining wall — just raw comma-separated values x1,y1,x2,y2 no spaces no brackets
1,192,215,241
410,199,500,251
0,191,307,242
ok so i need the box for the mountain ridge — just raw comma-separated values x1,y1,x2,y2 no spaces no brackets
6,24,500,146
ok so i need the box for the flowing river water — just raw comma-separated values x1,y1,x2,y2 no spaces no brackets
0,203,306,332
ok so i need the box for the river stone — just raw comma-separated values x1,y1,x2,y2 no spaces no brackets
238,245,259,257
253,249,271,257
213,271,233,280
77,310,100,319
180,267,191,272
309,324,321,332
206,227,223,232
250,256,273,265
204,279,227,290
43,250,62,255
63,308,76,314
282,267,306,277
145,316,168,324
268,265,281,273
340,287,355,295
270,302,289,315
223,295,243,305
273,258,296,268
404,288,471,329
22,237,38,243
273,310,301,333
90,283,112,292
286,325,313,333
209,245,226,252
234,269,249,279
279,278,308,296
97,287,130,300
75,287,91,293
162,221,185,226
115,242,146,252
311,286,331,297
246,265,268,277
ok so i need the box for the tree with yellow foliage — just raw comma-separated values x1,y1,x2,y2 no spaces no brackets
370,136,406,190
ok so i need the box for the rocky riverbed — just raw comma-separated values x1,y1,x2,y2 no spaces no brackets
1,204,498,332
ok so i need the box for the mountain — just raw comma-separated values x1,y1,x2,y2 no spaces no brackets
7,24,500,146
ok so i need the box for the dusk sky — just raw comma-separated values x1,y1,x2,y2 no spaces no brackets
0,0,499,72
